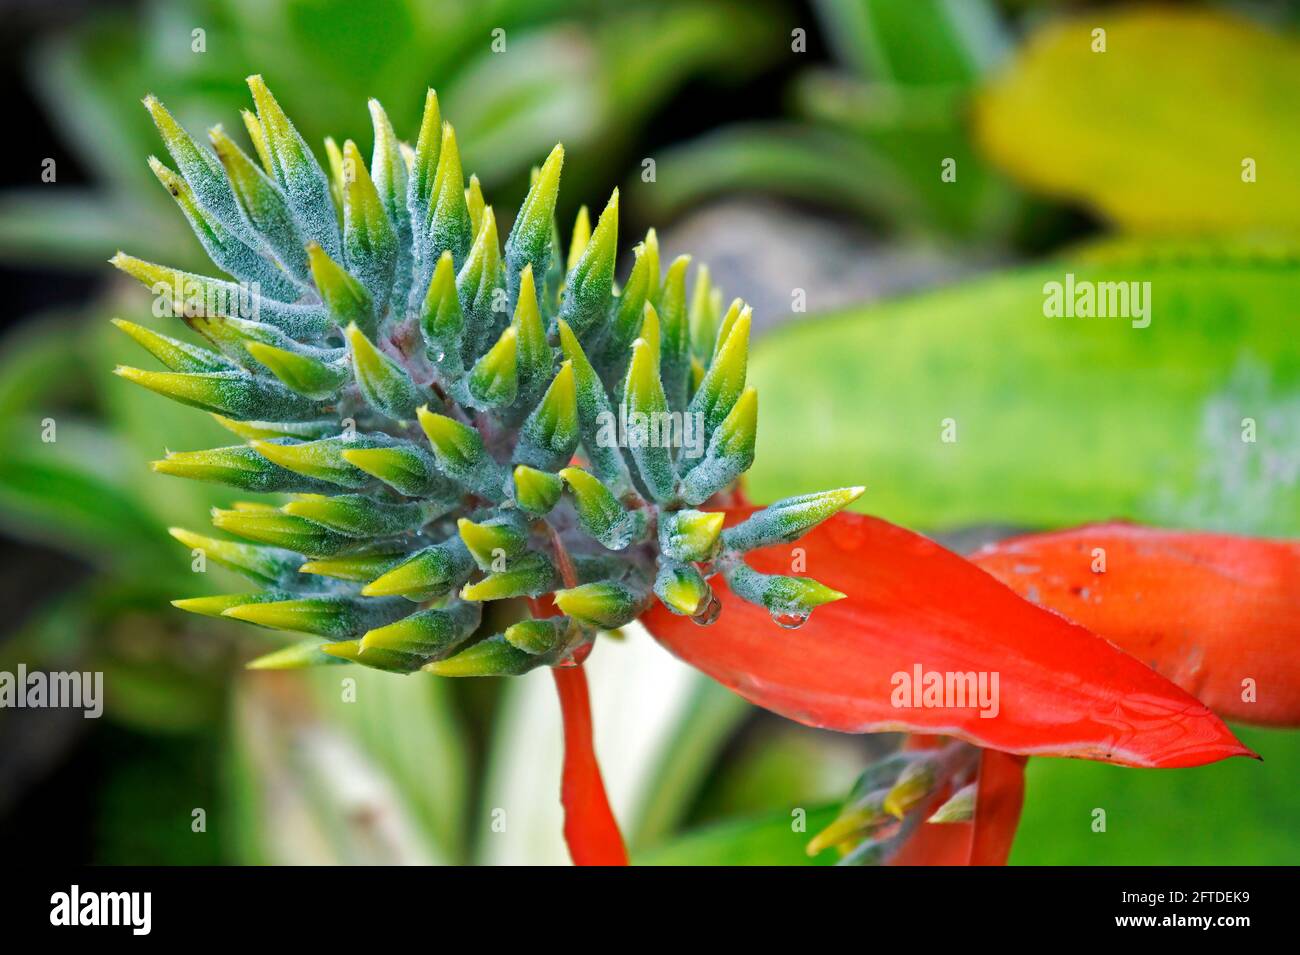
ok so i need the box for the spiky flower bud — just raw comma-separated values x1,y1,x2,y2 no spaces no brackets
808,744,981,865
119,79,858,678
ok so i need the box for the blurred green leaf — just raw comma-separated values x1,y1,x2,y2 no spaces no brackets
225,676,446,864
635,804,839,865
975,7,1300,233
598,2,778,122
0,581,233,732
0,304,228,563
0,313,86,417
1012,725,1300,864
641,124,920,222
0,417,165,565
816,0,1007,84
689,722,866,826
307,667,471,862
746,238,1300,534
447,28,598,185
629,677,750,848
0,193,180,268
11,0,777,269
645,0,1022,241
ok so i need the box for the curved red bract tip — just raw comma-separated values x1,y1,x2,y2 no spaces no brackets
641,510,1254,768
973,523,1300,727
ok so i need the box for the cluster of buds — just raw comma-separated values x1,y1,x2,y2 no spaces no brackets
112,76,863,676
808,741,981,864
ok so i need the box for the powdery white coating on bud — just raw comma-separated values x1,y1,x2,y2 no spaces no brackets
117,80,857,676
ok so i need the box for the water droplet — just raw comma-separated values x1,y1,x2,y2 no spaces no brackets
691,595,722,627
435,351,446,362
771,609,809,630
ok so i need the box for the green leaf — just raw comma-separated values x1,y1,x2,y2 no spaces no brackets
306,667,471,861
975,7,1300,232
1012,725,1300,864
629,678,750,847
0,417,165,565
647,125,913,223
746,239,1300,534
816,0,1008,85
0,192,182,267
226,677,447,864
634,804,840,866
0,580,230,732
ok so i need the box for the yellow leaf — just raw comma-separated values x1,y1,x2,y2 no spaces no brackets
974,8,1300,232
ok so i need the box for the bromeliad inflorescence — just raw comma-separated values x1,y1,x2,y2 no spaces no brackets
112,76,863,678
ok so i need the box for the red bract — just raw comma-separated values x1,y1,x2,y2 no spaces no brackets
887,747,1025,866
641,510,1254,768
969,750,1027,865
972,523,1300,726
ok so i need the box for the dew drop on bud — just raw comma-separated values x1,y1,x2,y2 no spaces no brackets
691,595,722,627
771,610,809,630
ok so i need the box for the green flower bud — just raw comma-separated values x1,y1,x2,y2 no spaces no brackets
515,361,579,472
119,82,861,692
722,486,865,552
307,241,373,332
553,580,647,629
654,562,712,616
659,509,726,563
722,560,845,626
356,600,482,671
153,444,340,494
222,593,410,640
461,552,558,601
504,616,574,655
512,465,563,516
252,434,396,489
347,322,422,420
417,407,506,500
559,467,644,551
362,537,474,600
505,144,563,307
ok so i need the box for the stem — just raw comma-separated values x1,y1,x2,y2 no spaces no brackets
552,664,629,866
536,522,629,866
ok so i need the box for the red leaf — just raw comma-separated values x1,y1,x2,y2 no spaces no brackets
641,510,1254,768
973,523,1300,726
